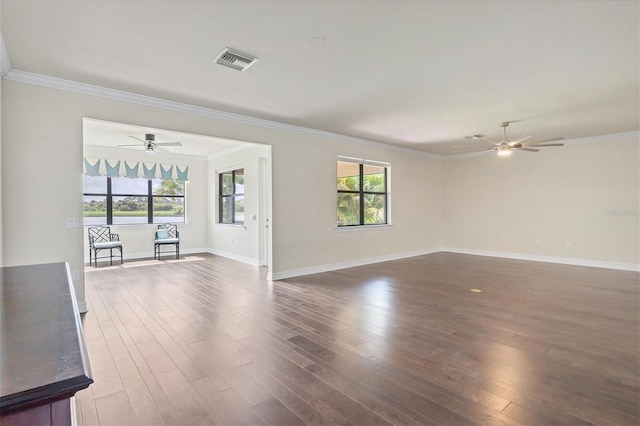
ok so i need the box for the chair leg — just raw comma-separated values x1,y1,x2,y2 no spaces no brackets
120,247,123,264
176,243,179,260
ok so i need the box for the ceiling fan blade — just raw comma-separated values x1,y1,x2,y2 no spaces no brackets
464,133,486,140
117,143,144,147
508,135,533,146
479,137,499,145
155,142,183,147
521,137,564,148
127,135,146,143
518,147,540,152
469,151,494,157
531,137,564,144
531,143,564,147
449,147,494,156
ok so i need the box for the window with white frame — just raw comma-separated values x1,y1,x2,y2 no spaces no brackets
337,158,388,226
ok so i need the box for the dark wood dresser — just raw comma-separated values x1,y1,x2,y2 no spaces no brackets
1,262,93,425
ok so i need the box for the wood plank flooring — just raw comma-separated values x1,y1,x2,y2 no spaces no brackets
76,252,639,425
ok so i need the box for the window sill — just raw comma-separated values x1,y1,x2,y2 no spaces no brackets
335,224,393,232
215,223,247,230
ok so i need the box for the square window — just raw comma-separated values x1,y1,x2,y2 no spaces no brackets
337,159,388,227
153,196,184,224
112,196,148,224
83,195,107,226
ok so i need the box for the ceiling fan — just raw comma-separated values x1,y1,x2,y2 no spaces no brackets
118,133,183,152
464,122,564,156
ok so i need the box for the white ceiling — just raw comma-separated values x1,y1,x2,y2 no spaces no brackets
1,0,638,156
83,118,251,159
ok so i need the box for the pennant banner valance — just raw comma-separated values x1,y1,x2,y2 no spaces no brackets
84,158,189,181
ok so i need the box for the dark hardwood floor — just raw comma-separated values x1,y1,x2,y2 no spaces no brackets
76,252,639,425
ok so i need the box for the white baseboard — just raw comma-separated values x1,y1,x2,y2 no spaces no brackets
71,393,78,426
441,247,640,272
84,247,209,264
84,247,256,265
272,247,639,281
84,246,639,282
271,247,441,281
206,249,260,266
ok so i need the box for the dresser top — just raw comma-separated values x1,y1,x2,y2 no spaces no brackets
1,262,93,413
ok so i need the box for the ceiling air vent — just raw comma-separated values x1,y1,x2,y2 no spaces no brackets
214,48,258,71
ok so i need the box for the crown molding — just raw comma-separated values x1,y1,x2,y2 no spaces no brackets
442,130,640,160
4,68,636,160
3,68,441,159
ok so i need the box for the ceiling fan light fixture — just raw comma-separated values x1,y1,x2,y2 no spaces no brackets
120,133,181,153
464,121,563,157
497,147,512,156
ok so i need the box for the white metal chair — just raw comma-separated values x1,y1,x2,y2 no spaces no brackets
154,224,180,260
88,226,123,267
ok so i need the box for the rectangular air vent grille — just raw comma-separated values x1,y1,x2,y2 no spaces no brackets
215,48,258,71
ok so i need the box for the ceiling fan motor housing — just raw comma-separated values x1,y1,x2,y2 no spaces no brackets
144,133,156,151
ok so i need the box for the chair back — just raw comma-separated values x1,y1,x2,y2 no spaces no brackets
88,226,112,245
157,223,178,238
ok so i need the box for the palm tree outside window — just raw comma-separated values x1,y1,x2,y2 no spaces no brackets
337,159,388,226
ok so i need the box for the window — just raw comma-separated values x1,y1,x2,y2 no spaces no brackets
337,159,388,226
83,176,185,225
219,168,245,225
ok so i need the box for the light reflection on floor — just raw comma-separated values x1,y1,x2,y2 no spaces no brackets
85,255,204,271
348,278,397,342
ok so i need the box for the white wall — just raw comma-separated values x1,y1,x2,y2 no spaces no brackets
442,135,640,269
2,82,88,308
0,0,3,266
270,140,442,279
2,78,637,312
83,145,208,260
2,80,444,309
0,76,3,266
208,144,270,265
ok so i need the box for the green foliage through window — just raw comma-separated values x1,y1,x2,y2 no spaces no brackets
337,160,388,226
219,169,245,224
83,176,185,225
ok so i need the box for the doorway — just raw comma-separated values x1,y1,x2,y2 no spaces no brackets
82,118,272,273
